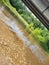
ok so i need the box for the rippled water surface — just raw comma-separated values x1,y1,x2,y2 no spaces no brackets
0,6,48,63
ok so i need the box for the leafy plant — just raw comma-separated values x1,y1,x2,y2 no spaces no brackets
2,0,49,53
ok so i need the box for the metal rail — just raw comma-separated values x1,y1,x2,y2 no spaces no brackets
22,0,49,30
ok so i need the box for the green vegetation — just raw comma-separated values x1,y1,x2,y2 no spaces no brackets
2,0,49,53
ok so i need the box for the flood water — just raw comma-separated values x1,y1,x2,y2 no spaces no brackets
0,6,49,65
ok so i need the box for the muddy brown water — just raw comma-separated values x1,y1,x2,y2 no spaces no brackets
0,5,49,65
0,18,43,65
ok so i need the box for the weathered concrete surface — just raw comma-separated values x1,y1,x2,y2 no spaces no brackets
44,8,49,20
31,0,47,12
31,0,49,21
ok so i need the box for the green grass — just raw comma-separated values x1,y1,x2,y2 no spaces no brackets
2,0,34,35
2,0,29,27
2,0,49,53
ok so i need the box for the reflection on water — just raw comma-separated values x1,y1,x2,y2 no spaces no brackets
0,9,31,47
0,7,47,63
